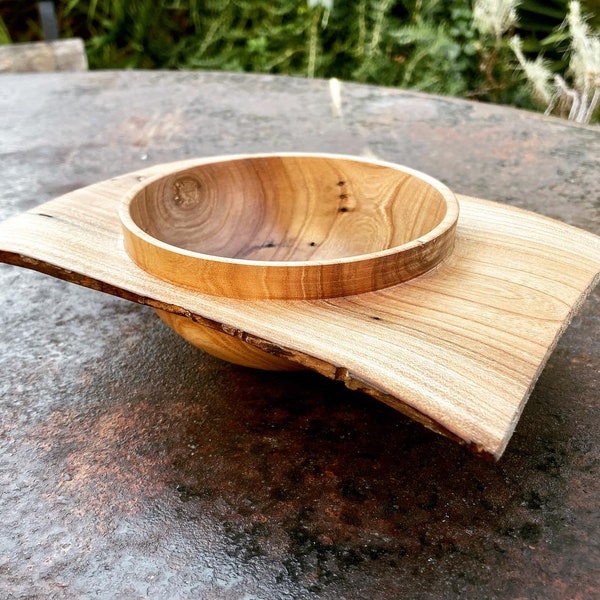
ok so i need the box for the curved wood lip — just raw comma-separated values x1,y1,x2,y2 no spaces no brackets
119,153,459,269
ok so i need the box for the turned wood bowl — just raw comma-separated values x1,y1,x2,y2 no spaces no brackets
3,153,600,457
120,154,459,301
119,153,458,370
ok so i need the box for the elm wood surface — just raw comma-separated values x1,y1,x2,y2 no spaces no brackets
2,159,600,457
1,71,599,599
121,154,458,300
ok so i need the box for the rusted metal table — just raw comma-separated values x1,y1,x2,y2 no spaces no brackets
1,71,598,598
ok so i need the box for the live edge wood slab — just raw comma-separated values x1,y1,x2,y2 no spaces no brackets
1,153,600,460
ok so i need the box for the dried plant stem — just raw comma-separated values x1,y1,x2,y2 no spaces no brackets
512,1,600,124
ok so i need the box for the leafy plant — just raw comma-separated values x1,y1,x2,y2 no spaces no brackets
387,1,481,96
0,15,11,45
1,0,598,122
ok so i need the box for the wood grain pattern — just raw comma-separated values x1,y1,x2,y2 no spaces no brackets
1,156,600,459
120,155,458,299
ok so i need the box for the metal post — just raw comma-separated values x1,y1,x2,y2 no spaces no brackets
38,1,58,40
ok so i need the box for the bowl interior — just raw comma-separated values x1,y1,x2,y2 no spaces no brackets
127,155,451,263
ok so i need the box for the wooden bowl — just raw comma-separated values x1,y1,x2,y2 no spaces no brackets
119,153,458,369
120,154,459,300
4,155,600,456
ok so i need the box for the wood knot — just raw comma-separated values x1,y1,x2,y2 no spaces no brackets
173,177,202,207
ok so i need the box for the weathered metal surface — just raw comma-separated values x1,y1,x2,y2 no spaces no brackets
0,71,598,598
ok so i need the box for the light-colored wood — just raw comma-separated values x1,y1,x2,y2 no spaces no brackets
1,155,600,459
0,39,88,73
120,155,458,299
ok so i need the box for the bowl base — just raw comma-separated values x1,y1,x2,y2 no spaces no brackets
155,309,304,371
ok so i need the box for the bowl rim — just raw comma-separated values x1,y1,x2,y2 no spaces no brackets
118,152,460,269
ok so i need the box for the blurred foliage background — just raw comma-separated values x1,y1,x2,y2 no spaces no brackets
1,0,599,118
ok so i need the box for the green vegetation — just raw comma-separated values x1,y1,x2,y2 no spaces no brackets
1,0,599,121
